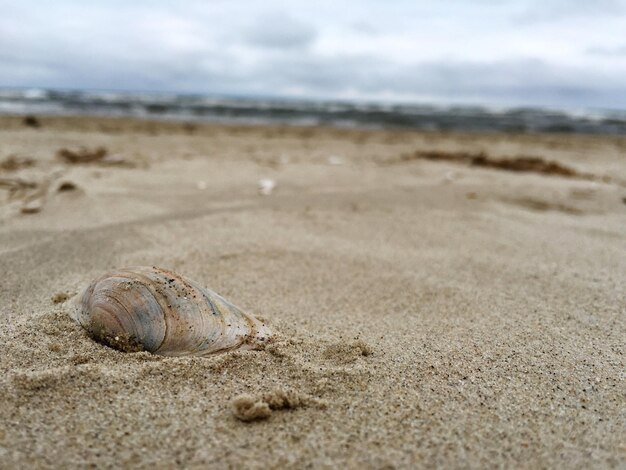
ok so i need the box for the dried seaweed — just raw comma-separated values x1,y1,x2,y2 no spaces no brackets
394,150,595,180
0,155,36,171
56,147,109,164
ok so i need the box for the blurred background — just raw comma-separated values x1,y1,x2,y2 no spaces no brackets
2,0,626,133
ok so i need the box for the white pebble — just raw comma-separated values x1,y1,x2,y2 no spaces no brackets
257,178,276,196
443,171,459,183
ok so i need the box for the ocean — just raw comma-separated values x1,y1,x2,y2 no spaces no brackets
1,88,625,135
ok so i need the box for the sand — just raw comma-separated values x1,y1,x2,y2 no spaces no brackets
0,115,624,468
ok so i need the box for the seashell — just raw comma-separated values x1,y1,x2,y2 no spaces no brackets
70,266,271,356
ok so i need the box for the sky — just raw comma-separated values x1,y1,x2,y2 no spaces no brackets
1,0,626,109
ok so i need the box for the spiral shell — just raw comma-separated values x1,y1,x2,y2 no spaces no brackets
70,266,271,356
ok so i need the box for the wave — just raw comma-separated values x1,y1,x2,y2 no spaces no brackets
1,88,625,134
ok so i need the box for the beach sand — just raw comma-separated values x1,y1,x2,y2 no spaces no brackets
0,115,624,468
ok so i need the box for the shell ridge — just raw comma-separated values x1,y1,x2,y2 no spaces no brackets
101,275,152,348
124,268,175,354
115,270,171,352
170,276,214,355
142,267,205,355
197,286,231,352
97,293,132,333
209,295,242,351
210,294,255,351
72,281,97,324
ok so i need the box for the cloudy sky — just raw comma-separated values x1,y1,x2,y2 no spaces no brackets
1,0,626,109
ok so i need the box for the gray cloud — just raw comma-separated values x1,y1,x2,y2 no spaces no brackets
247,55,626,108
350,22,379,35
586,45,626,56
244,14,316,49
514,0,626,23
